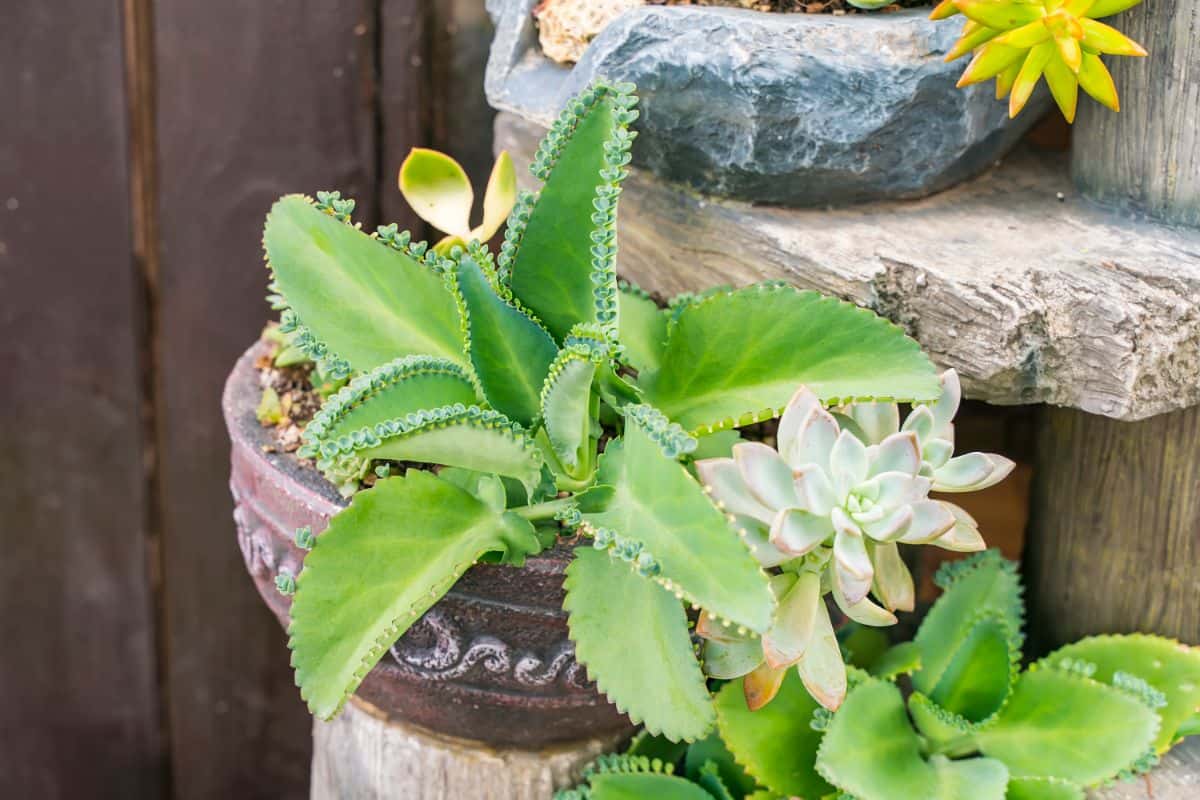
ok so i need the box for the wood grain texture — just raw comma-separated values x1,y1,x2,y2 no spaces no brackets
496,111,1200,421
429,0,498,192
311,697,629,800
153,2,379,797
1090,737,1200,799
380,0,429,231
1072,0,1200,227
1024,404,1200,651
0,3,163,797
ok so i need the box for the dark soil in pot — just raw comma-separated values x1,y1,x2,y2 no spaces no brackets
223,341,633,747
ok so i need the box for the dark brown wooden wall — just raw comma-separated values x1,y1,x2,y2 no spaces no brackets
0,2,494,797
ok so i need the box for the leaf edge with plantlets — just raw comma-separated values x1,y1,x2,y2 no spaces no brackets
447,251,559,427
286,470,543,720
972,658,1163,788
638,283,942,435
315,403,544,495
579,403,777,634
540,323,612,477
1035,633,1200,753
263,192,466,378
912,549,1025,697
504,80,639,344
562,546,717,744
555,753,715,800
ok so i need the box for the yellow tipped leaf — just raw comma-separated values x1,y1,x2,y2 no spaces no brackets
947,24,1004,62
994,19,1053,48
1009,41,1055,117
930,0,962,20
958,41,1026,87
472,151,517,242
1085,0,1144,18
953,0,1045,31
995,60,1022,99
399,148,474,239
1043,56,1080,122
1056,34,1083,72
1077,51,1119,110
1064,0,1098,15
1080,18,1148,56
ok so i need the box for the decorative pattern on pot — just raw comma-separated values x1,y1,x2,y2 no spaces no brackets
224,343,631,747
485,0,1050,205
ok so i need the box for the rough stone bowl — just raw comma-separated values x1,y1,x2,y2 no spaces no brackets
485,0,1049,206
223,342,632,747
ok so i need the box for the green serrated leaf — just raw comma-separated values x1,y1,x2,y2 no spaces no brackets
817,678,1008,800
639,285,940,433
541,346,601,475
913,552,1023,697
626,731,689,766
974,668,1160,786
1004,777,1085,800
695,762,736,800
715,670,832,799
582,409,774,633
263,195,464,372
508,85,632,341
929,614,1016,723
909,691,979,750
303,356,478,448
1040,634,1200,752
288,472,539,718
871,641,922,680
454,256,557,426
619,284,669,374
588,773,716,800
685,732,758,798
564,547,715,742
359,406,543,491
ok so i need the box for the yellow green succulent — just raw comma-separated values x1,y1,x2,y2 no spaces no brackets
933,0,1148,122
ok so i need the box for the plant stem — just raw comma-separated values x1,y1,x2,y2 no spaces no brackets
512,497,575,521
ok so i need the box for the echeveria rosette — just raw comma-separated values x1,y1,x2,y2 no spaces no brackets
694,370,1014,712
935,0,1148,122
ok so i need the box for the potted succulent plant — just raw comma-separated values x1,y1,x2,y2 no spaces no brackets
226,79,966,744
226,79,1195,795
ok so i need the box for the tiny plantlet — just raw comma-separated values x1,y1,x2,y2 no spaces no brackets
260,80,946,739
556,552,1200,800
935,0,1148,121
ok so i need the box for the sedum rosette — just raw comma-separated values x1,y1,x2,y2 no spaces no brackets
695,370,1014,712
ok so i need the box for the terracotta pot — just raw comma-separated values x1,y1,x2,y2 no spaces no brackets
222,342,632,747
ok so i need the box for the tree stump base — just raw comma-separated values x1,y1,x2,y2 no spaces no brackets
311,697,629,799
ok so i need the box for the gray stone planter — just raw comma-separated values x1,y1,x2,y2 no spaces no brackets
485,0,1049,206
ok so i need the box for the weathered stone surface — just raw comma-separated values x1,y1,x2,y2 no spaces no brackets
497,112,1200,420
311,696,628,800
486,0,1048,206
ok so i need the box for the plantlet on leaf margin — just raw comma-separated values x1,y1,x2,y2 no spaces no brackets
260,79,942,740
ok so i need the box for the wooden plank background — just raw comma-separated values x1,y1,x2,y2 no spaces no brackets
0,2,495,797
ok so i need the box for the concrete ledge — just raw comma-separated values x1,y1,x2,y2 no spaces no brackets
497,111,1200,421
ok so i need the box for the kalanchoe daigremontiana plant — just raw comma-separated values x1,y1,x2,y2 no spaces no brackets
261,80,944,741
557,553,1200,800
935,0,1147,121
694,372,1014,711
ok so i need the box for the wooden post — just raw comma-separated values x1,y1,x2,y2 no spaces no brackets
310,698,627,800
1024,405,1200,651
1027,2,1200,652
1071,0,1200,227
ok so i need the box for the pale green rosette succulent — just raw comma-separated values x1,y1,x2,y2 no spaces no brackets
695,370,1014,712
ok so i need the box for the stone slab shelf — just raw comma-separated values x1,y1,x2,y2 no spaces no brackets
497,112,1200,422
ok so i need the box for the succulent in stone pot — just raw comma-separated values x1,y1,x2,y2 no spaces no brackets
248,80,954,743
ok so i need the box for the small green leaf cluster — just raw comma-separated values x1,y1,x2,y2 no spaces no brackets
561,552,1200,800
260,81,941,733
